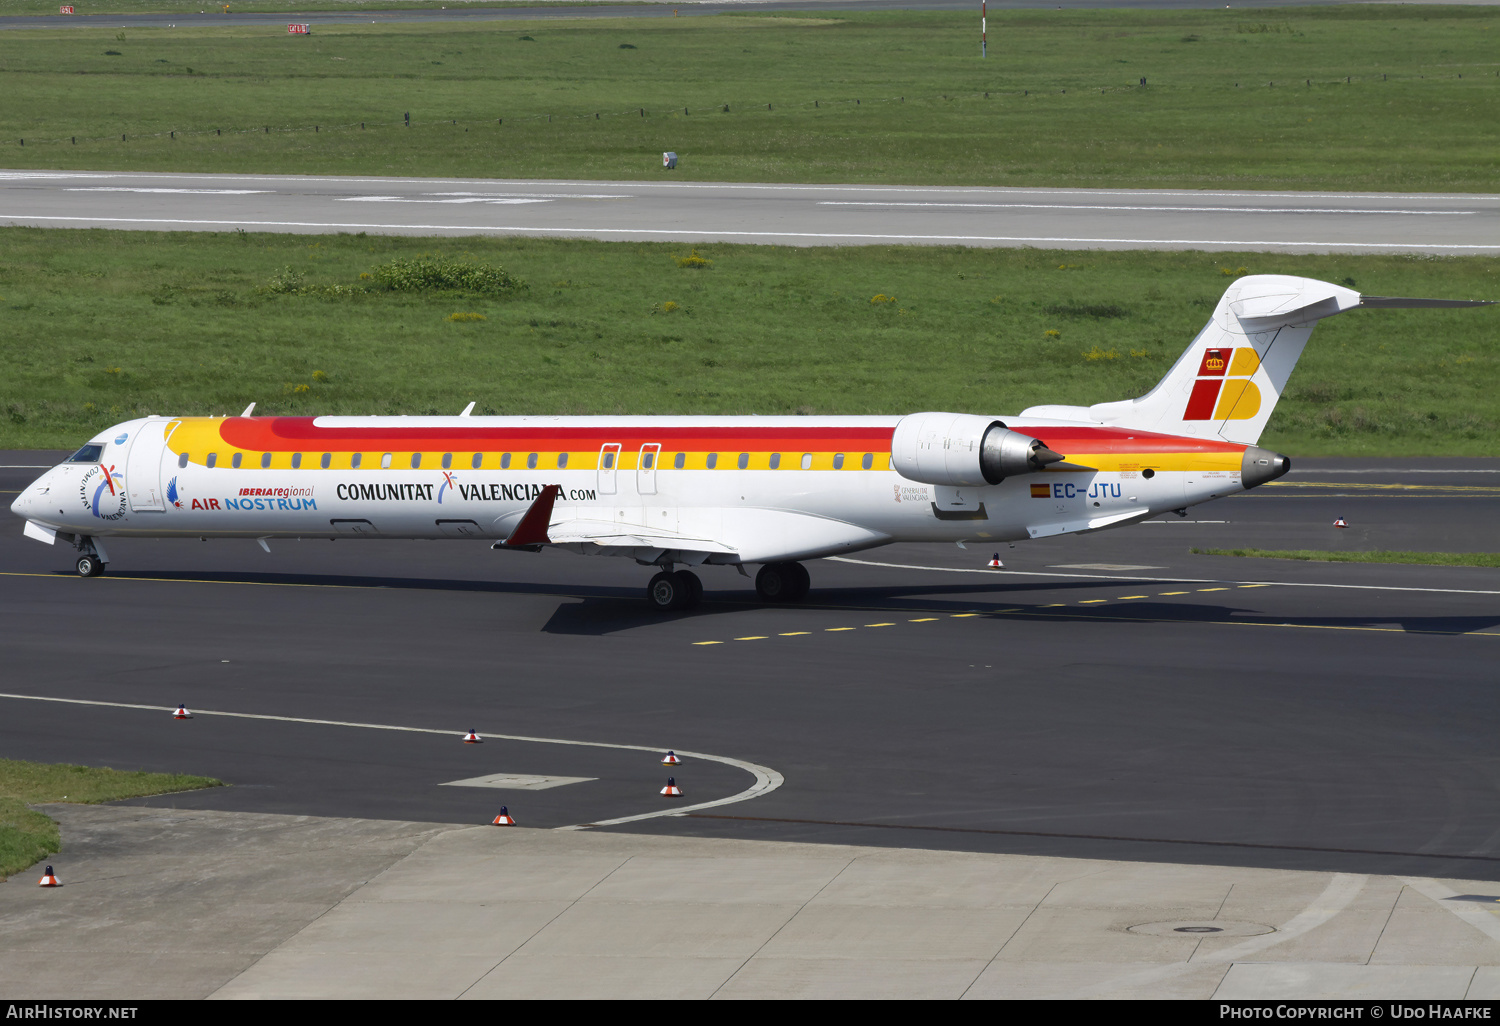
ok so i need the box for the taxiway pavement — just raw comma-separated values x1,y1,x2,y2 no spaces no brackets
1,0,1459,34
3,170,1496,254
4,454,1500,881
10,803,1500,1000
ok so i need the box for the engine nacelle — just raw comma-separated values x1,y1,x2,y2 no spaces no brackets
890,412,1063,487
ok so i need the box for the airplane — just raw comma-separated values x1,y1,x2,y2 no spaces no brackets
9,275,1491,611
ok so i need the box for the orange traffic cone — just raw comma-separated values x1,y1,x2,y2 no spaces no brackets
38,865,60,887
988,553,1003,568
661,751,680,766
661,777,683,797
492,806,515,825
1333,518,1349,528
173,704,192,720
463,729,482,744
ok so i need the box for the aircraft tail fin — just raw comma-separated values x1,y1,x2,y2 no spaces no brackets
1023,276,1493,445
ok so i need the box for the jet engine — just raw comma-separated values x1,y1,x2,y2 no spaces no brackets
890,412,1064,487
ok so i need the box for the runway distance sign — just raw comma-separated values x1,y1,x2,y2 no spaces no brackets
287,23,309,34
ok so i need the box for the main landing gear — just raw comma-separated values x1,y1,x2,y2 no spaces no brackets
646,569,703,612
644,560,810,612
755,561,809,604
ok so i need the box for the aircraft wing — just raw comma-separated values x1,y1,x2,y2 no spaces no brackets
494,487,890,564
547,518,741,556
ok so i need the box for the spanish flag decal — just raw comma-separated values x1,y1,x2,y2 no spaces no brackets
1183,347,1262,421
1030,483,1051,498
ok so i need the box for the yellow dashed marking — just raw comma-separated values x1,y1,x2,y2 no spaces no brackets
951,613,982,618
865,622,896,627
826,627,857,632
1239,584,1271,589
995,608,1021,613
1078,599,1107,604
735,636,769,641
909,617,940,622
1199,587,1229,592
1159,591,1190,596
1118,595,1148,600
779,631,811,636
692,641,724,646
1040,603,1067,608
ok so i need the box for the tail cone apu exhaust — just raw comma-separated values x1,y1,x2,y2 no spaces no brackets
979,427,1064,484
1241,446,1290,490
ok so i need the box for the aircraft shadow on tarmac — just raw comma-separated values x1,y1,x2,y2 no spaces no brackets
79,570,1500,638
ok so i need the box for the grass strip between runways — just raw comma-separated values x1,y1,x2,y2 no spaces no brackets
0,758,221,880
1194,548,1500,568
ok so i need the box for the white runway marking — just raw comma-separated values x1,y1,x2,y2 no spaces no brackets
441,772,596,791
827,556,1500,596
3,213,1496,249
819,201,1476,216
64,187,271,195
0,691,784,829
335,195,552,205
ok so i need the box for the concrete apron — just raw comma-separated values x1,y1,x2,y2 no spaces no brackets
4,805,1500,1000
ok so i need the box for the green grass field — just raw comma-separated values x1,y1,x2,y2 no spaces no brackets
1,227,1495,454
0,7,1497,189
0,758,220,879
1195,548,1500,567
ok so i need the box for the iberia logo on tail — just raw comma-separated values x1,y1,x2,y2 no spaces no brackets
1183,347,1262,421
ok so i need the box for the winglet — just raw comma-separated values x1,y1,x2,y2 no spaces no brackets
503,485,560,547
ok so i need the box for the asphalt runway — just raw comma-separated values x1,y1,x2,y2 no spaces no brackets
5,452,1500,880
4,170,1497,254
1,0,1458,34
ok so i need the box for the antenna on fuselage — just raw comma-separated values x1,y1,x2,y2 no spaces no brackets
240,402,256,417
459,402,476,417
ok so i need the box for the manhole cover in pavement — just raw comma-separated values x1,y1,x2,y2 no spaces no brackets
1128,921,1275,938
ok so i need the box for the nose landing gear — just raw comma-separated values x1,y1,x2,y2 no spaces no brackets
646,568,702,611
74,537,107,577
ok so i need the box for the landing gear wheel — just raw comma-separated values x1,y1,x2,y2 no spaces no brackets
673,569,703,610
755,561,808,603
647,570,690,612
784,561,810,602
76,555,105,578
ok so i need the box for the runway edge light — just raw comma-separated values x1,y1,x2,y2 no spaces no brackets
38,866,60,887
661,751,680,766
463,729,482,744
661,777,683,797
492,807,515,826
989,553,1004,568
173,704,192,720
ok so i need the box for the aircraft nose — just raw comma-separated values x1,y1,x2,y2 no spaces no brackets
10,484,32,518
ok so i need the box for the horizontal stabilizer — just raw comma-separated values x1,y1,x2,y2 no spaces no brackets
1359,296,1496,309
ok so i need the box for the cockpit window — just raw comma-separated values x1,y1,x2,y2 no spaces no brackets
66,444,104,464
